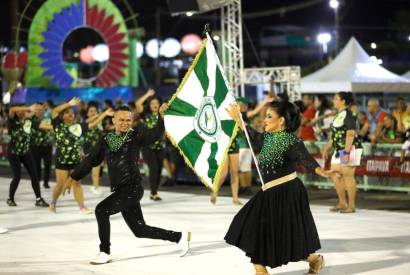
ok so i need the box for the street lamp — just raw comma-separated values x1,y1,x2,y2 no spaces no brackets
329,0,340,9
329,0,340,54
317,32,332,54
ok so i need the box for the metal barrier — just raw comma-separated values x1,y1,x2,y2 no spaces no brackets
301,141,410,193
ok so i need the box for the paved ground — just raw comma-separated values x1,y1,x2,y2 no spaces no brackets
1,176,410,275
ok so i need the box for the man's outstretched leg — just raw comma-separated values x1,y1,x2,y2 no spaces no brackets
91,185,191,265
121,200,191,257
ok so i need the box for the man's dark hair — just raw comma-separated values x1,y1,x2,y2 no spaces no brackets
116,106,131,112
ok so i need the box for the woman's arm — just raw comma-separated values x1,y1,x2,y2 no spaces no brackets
227,103,264,151
344,130,355,152
359,122,370,138
135,89,155,114
51,98,80,119
312,111,336,125
88,109,114,129
321,132,333,161
86,114,99,123
9,104,38,118
246,97,273,118
227,103,245,130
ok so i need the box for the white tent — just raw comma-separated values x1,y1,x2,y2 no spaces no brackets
301,37,410,94
402,70,410,80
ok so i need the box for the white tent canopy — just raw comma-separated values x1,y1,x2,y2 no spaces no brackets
402,70,410,80
301,37,410,94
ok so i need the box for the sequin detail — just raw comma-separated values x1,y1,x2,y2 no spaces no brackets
258,131,300,169
144,114,164,150
54,120,83,165
9,119,32,155
84,125,102,153
31,117,53,147
106,129,133,152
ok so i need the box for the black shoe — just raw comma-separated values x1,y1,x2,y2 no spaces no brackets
150,194,162,201
35,198,50,207
43,183,50,189
7,199,17,207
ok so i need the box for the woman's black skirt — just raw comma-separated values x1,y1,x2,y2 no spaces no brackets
224,178,321,268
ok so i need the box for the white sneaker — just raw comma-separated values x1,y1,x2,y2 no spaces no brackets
80,208,93,215
0,228,8,234
177,231,191,257
90,186,101,195
90,252,112,265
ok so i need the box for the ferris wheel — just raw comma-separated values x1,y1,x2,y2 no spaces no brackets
10,0,141,89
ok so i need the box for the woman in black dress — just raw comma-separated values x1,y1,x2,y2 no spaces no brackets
225,101,331,275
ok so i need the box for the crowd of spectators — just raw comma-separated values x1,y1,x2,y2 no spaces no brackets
294,95,409,146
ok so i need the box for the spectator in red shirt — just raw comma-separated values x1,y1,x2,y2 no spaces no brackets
300,95,317,141
366,99,387,143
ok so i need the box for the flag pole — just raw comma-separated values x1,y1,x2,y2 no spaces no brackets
204,22,265,188
237,108,265,188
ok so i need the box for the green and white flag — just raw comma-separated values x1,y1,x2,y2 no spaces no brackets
164,33,238,190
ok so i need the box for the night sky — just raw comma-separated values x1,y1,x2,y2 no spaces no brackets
0,0,409,69
133,0,410,42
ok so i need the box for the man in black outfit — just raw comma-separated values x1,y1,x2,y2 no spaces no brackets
63,105,191,265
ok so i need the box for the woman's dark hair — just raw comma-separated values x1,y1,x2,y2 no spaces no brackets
316,95,331,115
277,92,289,102
267,101,301,133
104,99,114,109
86,101,100,113
143,96,162,116
384,114,397,130
293,100,306,113
337,91,354,106
46,99,54,108
128,100,135,109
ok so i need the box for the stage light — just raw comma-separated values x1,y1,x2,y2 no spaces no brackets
371,42,377,49
317,33,331,44
329,0,339,9
317,32,331,54
160,38,181,58
181,34,202,55
80,46,95,63
92,44,109,62
146,39,160,58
